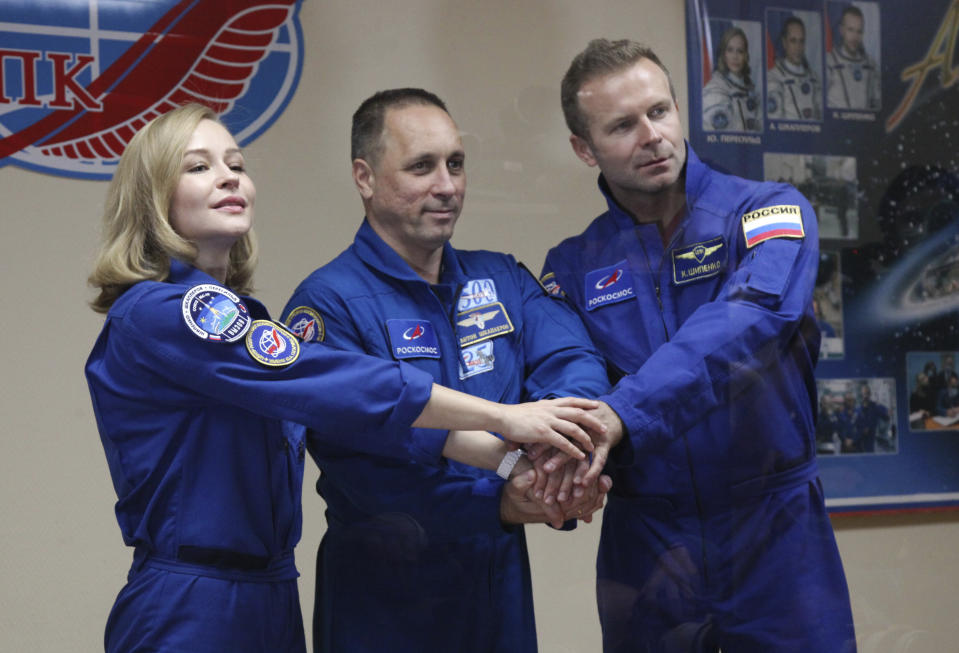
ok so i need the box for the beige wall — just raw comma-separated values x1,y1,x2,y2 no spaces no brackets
1,1,957,651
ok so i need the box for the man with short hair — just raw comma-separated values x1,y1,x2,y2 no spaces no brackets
767,16,823,120
839,389,862,453
854,382,891,452
937,372,959,418
284,88,611,653
542,39,856,652
826,6,880,110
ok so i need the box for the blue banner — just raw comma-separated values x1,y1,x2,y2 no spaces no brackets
687,0,959,511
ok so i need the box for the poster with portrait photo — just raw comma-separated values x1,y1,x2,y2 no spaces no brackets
765,7,824,122
825,1,881,113
702,19,764,133
687,0,959,511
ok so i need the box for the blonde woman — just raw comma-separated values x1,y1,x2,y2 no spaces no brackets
703,26,761,132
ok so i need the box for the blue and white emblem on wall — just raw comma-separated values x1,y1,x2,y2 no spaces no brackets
0,0,304,179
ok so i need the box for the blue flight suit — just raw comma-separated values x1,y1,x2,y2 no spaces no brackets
86,260,441,653
282,220,609,653
854,400,889,452
836,405,861,453
937,385,959,416
542,146,856,652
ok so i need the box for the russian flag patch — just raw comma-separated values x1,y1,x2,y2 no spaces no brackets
741,204,805,248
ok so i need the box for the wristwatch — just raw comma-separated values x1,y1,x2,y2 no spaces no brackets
496,449,525,479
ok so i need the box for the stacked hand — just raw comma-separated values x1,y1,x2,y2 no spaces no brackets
500,455,612,527
500,401,625,528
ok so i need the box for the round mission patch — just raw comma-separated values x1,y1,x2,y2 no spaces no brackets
284,306,325,342
246,320,301,366
181,284,251,342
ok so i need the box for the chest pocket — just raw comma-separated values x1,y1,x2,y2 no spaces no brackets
745,238,801,300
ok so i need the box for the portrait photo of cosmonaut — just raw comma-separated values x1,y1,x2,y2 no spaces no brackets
815,250,844,359
763,152,858,239
766,9,824,121
826,2,881,111
702,19,763,133
907,352,959,431
816,378,897,455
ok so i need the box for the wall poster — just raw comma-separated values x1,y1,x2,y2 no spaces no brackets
686,0,959,511
0,0,304,180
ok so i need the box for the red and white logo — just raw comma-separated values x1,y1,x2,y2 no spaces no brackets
0,0,304,179
594,269,624,290
403,324,426,341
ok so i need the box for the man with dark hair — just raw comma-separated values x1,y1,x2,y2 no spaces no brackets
938,372,959,418
838,389,862,453
826,5,880,110
854,382,890,452
349,87,448,162
767,16,823,120
284,88,612,653
542,38,855,652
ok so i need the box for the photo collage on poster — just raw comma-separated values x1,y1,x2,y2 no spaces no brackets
687,0,959,508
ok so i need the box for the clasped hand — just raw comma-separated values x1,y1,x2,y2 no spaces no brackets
500,401,624,528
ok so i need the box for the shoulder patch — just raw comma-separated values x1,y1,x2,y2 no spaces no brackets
539,271,565,297
284,306,325,342
181,284,251,343
386,319,441,359
245,320,301,367
672,236,727,285
741,204,805,248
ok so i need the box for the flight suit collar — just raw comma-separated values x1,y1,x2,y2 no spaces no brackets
596,141,706,237
168,258,220,286
352,218,467,289
167,258,268,318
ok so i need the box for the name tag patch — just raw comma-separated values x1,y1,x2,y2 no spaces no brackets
672,236,727,285
284,306,325,342
245,320,300,367
457,302,514,346
741,204,805,248
181,284,251,343
459,341,495,379
386,319,441,359
458,279,498,311
585,261,634,311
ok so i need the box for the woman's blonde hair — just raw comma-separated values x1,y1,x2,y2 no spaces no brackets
89,103,257,313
